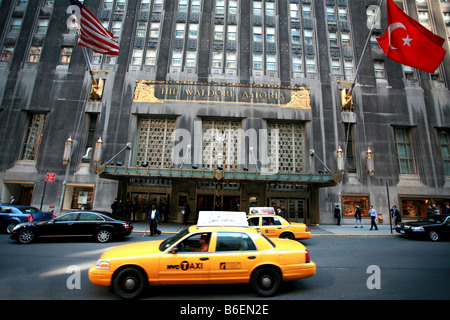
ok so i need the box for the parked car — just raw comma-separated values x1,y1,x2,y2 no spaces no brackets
0,205,53,234
10,211,133,244
395,214,450,241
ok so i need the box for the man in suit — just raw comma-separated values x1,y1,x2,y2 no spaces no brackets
147,204,160,236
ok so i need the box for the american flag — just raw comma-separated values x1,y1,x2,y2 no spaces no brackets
69,0,119,56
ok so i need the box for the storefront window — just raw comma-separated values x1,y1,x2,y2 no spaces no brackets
62,184,95,211
342,195,370,217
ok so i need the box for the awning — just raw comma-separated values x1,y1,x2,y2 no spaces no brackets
96,164,342,187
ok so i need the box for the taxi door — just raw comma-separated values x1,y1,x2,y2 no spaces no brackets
209,231,260,283
158,232,211,285
259,216,283,238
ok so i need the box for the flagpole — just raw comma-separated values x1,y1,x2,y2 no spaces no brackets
349,0,385,92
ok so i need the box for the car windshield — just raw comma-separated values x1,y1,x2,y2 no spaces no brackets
418,215,447,224
18,207,41,213
159,228,190,251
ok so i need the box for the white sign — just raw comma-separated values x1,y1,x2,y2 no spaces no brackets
197,211,249,227
249,207,275,215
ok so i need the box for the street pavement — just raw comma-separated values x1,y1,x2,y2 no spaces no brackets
134,221,398,236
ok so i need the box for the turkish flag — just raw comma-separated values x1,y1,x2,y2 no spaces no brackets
377,0,445,73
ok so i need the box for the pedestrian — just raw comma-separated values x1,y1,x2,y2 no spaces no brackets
354,205,363,228
369,205,378,230
276,207,285,218
426,206,433,215
432,204,440,214
147,204,160,236
183,203,191,224
446,204,450,215
390,205,401,225
111,198,119,216
9,196,17,205
131,198,138,222
334,205,341,226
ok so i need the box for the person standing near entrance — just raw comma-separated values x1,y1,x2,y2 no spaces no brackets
369,205,378,231
147,204,160,236
334,205,341,226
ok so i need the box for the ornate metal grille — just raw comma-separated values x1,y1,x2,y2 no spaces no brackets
136,118,176,168
202,119,240,170
267,122,305,173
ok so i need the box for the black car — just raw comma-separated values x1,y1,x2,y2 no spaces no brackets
10,211,133,244
395,214,450,241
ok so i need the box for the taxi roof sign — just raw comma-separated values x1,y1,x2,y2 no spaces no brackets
197,211,249,227
249,207,275,215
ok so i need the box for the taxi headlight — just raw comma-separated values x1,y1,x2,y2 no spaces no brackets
95,260,110,270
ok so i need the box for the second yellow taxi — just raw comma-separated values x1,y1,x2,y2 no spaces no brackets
89,211,316,299
247,210,311,240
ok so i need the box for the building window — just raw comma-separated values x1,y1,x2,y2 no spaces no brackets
21,113,47,161
291,28,301,44
172,50,183,66
216,0,225,14
329,31,338,46
186,51,196,67
62,184,95,211
154,0,163,12
373,60,385,78
344,59,354,77
403,65,416,80
266,54,276,71
132,49,143,65
302,4,311,18
265,2,275,16
175,23,185,38
326,6,335,20
292,55,302,72
60,47,73,64
341,32,351,47
438,130,450,176
212,51,223,68
1,45,14,61
214,25,224,40
253,53,263,69
306,56,315,73
189,23,199,39
253,26,262,41
394,128,416,175
136,118,176,168
228,25,237,41
9,18,23,34
36,19,49,34
267,122,305,173
228,0,238,14
338,7,348,20
145,49,157,65
331,58,341,74
136,22,147,38
253,1,262,15
104,0,113,10
178,0,188,13
290,3,298,18
150,22,160,38
304,29,313,45
191,0,201,13
141,0,150,10
202,119,241,171
28,46,42,62
226,52,237,68
266,27,275,42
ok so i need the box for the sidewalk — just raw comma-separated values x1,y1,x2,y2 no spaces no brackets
132,221,399,236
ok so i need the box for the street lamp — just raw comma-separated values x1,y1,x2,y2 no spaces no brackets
366,147,374,177
336,146,344,174
93,137,103,165
63,136,73,166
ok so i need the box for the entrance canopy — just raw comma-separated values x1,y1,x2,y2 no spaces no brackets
97,165,342,187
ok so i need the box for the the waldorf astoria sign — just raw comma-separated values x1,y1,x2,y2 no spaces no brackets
133,80,311,109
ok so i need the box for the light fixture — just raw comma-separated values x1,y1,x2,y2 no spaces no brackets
93,137,103,164
366,147,374,177
63,136,74,166
336,146,344,174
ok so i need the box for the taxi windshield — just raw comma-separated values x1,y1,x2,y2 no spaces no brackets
159,228,190,251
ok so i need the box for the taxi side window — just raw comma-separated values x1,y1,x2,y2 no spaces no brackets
176,233,211,252
273,217,282,225
216,232,257,252
248,217,259,226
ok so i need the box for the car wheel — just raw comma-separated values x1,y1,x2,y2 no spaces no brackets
96,229,112,243
251,267,281,297
6,222,18,234
428,230,439,241
113,267,147,299
280,232,294,240
17,229,35,244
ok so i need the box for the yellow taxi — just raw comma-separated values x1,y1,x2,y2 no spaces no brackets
247,208,311,240
89,211,316,299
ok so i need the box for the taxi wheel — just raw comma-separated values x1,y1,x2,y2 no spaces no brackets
251,267,281,297
113,267,147,299
280,232,294,240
